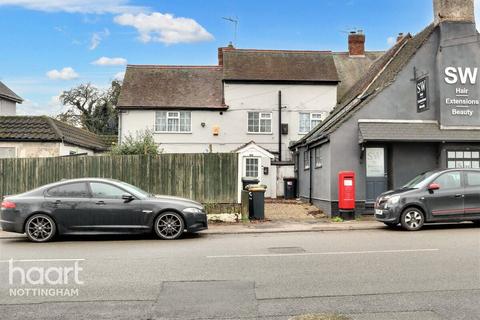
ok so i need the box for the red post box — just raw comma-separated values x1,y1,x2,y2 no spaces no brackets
338,171,355,218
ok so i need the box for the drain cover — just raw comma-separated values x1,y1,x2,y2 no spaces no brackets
268,247,305,254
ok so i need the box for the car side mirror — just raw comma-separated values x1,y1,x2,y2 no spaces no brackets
122,194,134,202
428,183,440,191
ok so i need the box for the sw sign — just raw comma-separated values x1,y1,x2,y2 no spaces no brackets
444,67,478,85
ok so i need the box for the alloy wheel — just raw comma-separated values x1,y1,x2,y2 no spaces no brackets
26,215,56,242
401,209,424,231
155,213,184,240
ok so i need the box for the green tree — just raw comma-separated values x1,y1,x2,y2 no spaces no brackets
110,131,161,155
57,80,121,134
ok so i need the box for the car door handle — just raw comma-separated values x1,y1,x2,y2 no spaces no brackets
95,201,106,205
455,194,465,198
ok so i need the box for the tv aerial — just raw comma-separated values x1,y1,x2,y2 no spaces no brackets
222,16,239,45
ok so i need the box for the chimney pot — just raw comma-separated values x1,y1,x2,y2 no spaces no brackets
397,33,405,42
348,31,365,57
433,0,475,24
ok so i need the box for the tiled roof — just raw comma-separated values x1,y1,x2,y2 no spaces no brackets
0,81,23,103
358,120,480,143
222,49,339,82
291,23,437,148
117,66,225,110
0,116,108,151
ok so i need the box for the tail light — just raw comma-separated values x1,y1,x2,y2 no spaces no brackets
1,201,16,209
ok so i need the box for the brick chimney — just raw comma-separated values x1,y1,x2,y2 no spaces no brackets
218,42,235,66
348,31,365,57
396,33,405,43
434,0,475,24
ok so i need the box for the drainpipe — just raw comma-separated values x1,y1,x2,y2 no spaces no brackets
309,147,313,204
278,90,282,162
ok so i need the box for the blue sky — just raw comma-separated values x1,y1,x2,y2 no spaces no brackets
0,0,469,115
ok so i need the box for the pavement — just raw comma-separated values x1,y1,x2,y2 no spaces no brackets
0,220,384,239
206,220,383,234
0,223,479,319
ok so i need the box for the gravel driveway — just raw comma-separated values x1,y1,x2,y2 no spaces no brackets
265,199,328,222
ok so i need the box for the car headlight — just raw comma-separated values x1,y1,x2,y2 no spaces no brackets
183,207,204,214
385,195,400,208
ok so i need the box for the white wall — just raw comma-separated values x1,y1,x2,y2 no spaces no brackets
0,142,60,158
275,165,295,197
0,99,16,116
59,143,95,156
0,142,96,158
120,83,337,160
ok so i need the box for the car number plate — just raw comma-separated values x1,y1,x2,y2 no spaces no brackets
375,209,383,215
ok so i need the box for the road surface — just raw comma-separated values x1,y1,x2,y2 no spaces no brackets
0,224,479,319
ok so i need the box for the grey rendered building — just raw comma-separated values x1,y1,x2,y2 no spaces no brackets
291,0,480,216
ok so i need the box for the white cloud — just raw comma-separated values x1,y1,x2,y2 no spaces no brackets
114,12,214,44
16,95,65,116
114,71,125,80
387,36,396,46
89,28,110,50
46,67,79,80
92,56,127,66
0,0,145,14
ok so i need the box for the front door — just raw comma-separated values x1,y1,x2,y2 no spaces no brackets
88,182,143,231
244,157,261,181
424,171,465,218
366,147,388,202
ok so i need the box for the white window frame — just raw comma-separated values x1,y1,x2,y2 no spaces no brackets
154,111,192,133
299,112,324,134
447,150,480,169
244,157,260,178
247,112,273,134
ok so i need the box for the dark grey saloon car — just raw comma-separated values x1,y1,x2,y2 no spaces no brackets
0,178,208,242
375,169,480,231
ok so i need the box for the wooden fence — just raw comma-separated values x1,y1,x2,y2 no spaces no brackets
0,154,238,203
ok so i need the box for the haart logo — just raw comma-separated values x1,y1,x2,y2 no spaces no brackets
444,67,478,85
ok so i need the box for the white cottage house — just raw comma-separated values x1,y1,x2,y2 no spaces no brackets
117,36,383,199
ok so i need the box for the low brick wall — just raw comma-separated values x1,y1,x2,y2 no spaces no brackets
203,203,241,215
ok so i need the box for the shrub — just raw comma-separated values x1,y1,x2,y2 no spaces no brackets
110,131,160,155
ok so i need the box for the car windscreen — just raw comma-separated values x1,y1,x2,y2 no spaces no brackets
402,171,436,189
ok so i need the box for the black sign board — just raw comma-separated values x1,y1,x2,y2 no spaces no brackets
416,76,429,113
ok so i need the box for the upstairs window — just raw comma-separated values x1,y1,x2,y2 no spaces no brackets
299,113,324,134
155,111,191,133
248,112,272,133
